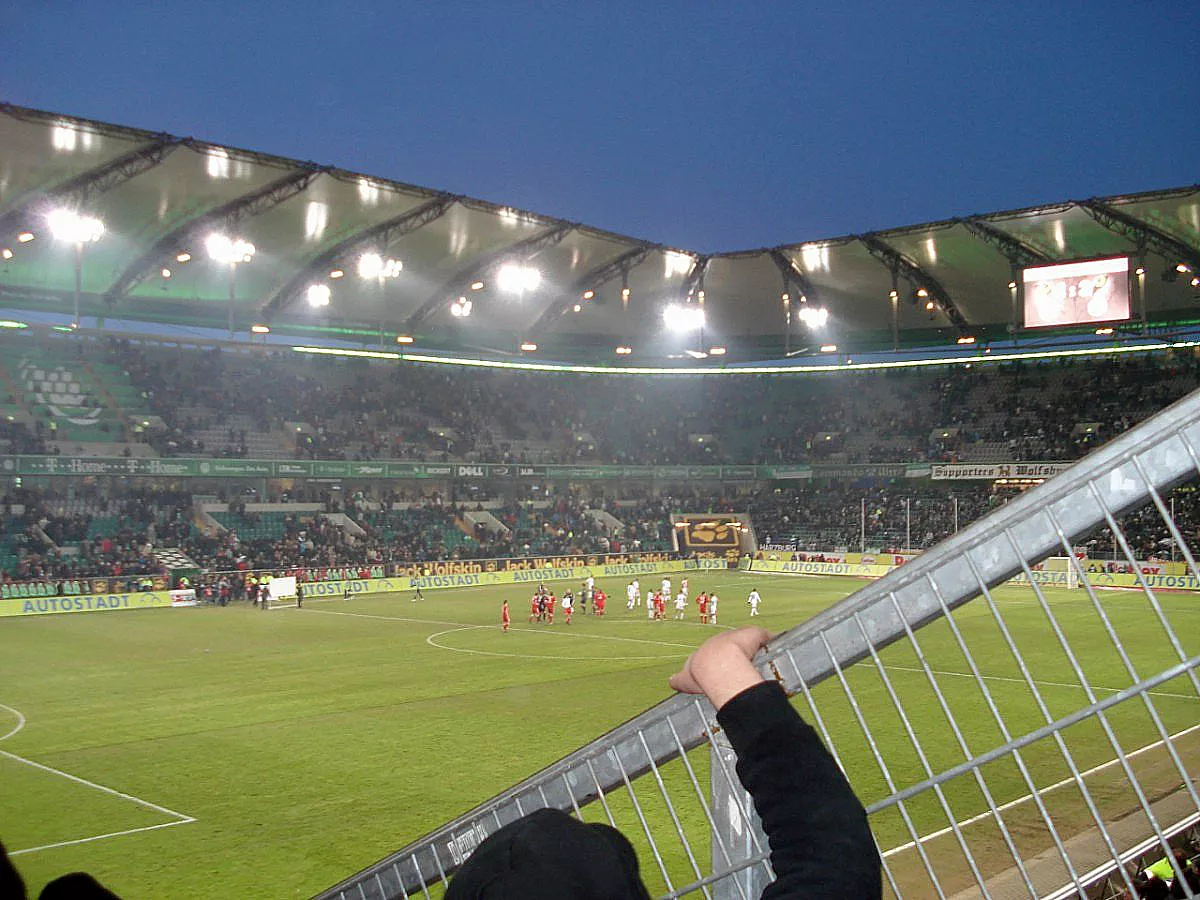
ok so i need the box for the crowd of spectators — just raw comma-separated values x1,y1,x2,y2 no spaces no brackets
68,336,1199,468
2,474,1196,591
0,487,192,587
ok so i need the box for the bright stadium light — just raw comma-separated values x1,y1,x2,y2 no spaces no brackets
450,297,472,318
47,209,104,244
306,284,332,308
48,209,105,328
519,341,538,352
206,233,255,264
797,306,829,329
496,264,541,293
662,303,706,332
358,252,403,279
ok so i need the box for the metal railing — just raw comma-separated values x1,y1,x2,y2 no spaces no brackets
317,386,1200,900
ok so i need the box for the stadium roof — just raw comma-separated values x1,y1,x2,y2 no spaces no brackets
1,101,1198,365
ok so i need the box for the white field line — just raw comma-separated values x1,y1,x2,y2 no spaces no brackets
305,607,700,650
0,701,196,856
0,702,26,741
884,663,1200,702
8,819,194,857
879,720,1200,859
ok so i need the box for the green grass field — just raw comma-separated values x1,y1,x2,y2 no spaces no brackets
1,570,1197,898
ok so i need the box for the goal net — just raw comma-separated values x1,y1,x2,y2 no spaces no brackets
1042,555,1082,589
265,576,299,609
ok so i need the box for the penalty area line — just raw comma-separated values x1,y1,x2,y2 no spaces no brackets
8,818,195,858
0,700,197,856
0,748,193,823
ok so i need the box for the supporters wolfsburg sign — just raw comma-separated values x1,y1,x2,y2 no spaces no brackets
930,462,1073,480
0,454,939,481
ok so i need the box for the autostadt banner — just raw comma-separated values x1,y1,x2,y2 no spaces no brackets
930,462,1073,481
0,455,931,482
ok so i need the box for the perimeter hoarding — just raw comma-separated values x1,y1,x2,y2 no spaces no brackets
0,589,185,617
0,455,940,481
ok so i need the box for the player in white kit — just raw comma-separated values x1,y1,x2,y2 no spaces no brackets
674,589,688,619
631,578,641,605
626,581,638,610
708,593,719,625
747,588,761,616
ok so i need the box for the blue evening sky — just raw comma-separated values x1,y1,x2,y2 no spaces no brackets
2,1,1196,253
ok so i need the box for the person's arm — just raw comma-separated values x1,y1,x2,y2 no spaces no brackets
670,628,881,899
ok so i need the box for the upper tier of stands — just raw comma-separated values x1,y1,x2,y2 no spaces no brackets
0,333,1191,467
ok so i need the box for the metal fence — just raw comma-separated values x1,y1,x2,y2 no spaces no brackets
317,386,1200,900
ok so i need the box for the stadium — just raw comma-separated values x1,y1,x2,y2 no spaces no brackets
1,80,1199,900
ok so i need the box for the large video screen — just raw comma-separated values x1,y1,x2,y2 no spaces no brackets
1022,256,1130,329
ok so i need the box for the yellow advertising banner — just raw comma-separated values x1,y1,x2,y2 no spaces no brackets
0,590,176,618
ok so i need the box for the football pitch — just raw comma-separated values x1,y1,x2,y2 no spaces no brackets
2,570,1197,898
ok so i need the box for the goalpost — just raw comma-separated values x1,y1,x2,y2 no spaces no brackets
1043,555,1082,589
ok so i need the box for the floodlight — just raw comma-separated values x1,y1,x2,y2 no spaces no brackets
1,249,12,260
520,341,538,352
1096,327,1115,335
250,324,271,334
582,290,595,300
661,303,705,332
330,269,345,279
470,281,485,291
48,209,105,244
709,346,727,355
496,264,541,293
450,297,472,318
797,306,829,329
819,344,838,353
358,252,402,279
572,304,582,312
615,345,632,355
161,268,172,279
358,252,383,279
17,232,34,243
206,233,255,264
957,336,976,345
925,300,936,311
176,252,192,263
306,284,331,308
395,334,414,344
916,288,929,298
1177,263,1192,274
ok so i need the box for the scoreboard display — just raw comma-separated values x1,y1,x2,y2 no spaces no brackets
1022,256,1130,329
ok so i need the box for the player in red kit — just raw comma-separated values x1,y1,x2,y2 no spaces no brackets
547,593,557,624
697,592,709,625
501,599,510,633
529,593,540,623
594,590,606,617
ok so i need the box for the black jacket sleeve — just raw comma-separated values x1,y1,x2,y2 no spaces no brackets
716,681,881,899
